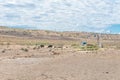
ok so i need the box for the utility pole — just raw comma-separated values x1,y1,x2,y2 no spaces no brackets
97,33,102,48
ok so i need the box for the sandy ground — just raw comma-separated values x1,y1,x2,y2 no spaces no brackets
0,46,120,80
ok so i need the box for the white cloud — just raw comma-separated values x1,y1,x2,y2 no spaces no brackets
0,0,120,32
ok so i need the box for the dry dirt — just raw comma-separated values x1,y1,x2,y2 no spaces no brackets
0,45,120,80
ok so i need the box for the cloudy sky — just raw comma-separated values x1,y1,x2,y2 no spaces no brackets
0,0,120,33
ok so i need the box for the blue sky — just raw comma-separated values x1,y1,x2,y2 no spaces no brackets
106,24,120,34
0,0,120,33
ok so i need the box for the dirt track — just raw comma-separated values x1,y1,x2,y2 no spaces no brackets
0,47,120,80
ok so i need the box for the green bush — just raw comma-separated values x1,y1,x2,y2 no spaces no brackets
80,44,99,51
71,44,80,48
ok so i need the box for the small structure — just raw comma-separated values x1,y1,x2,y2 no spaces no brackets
81,42,87,46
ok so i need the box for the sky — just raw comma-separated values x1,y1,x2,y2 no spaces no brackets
0,0,120,33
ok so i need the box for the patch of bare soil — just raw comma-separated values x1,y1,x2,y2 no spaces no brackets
0,46,120,80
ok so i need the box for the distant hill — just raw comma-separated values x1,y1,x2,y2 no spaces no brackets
0,26,120,47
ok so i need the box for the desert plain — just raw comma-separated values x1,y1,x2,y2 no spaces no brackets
0,26,120,80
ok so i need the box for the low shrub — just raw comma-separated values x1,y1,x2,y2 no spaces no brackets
21,48,28,52
80,44,99,51
2,49,6,53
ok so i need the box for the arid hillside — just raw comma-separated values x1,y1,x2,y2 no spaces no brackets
0,26,120,48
